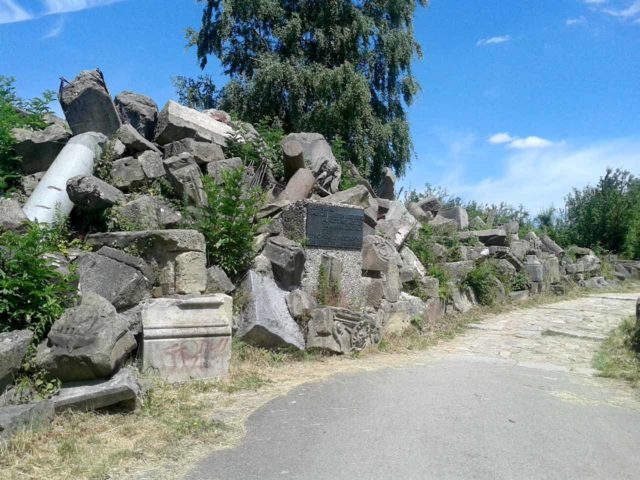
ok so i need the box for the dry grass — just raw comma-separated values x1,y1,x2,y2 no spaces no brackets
594,316,640,388
1,282,638,479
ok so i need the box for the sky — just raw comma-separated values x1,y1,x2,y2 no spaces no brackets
1,0,639,214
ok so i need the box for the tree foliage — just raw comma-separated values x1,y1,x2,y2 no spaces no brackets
0,76,54,194
188,0,427,183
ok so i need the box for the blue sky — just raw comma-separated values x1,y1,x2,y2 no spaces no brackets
1,0,639,213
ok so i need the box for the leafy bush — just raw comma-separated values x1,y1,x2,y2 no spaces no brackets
464,262,502,306
407,225,436,268
0,76,54,194
315,264,345,307
0,223,77,342
225,118,285,181
510,272,530,292
427,265,452,301
190,168,262,278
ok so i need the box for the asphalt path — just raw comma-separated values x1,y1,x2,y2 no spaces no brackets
188,293,640,480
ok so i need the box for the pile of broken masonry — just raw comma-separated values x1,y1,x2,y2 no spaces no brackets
1,69,639,443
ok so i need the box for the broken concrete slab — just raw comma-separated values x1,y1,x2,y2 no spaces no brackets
115,123,161,156
237,270,305,350
263,236,305,289
35,292,136,382
114,91,158,140
52,367,141,412
154,100,233,146
164,138,225,165
59,69,122,136
12,123,71,174
66,175,124,213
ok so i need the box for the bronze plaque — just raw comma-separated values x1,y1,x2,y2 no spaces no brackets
306,203,364,250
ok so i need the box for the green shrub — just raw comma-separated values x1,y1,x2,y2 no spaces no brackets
225,118,285,180
190,168,262,278
427,264,452,300
408,225,435,268
464,262,502,306
315,264,344,307
0,223,77,342
510,271,530,292
0,77,54,194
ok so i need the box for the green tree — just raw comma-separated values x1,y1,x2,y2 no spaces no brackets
0,76,54,193
187,0,427,183
563,168,639,254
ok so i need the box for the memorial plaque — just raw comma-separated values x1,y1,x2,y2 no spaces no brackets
306,203,364,250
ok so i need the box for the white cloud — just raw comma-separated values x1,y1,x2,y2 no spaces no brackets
509,136,555,149
42,0,126,15
488,132,556,149
489,133,514,144
566,16,587,25
476,35,512,47
452,138,640,213
0,0,126,24
0,0,31,24
603,0,640,19
42,15,65,39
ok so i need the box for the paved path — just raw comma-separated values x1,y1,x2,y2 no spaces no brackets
188,293,640,480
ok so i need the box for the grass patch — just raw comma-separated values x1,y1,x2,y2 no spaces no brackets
594,316,640,387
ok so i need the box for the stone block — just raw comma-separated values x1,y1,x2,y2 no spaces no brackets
206,266,235,294
415,195,442,215
114,91,159,140
306,308,351,354
164,138,225,164
115,123,161,156
12,123,71,174
362,235,400,273
382,262,401,303
111,156,146,190
164,154,207,206
286,289,317,320
460,229,507,247
76,252,152,310
206,157,243,183
0,330,33,393
138,150,166,180
35,292,136,382
141,295,232,382
263,236,305,289
0,401,54,441
440,206,469,230
380,293,426,335
278,168,315,203
399,246,426,283
281,138,305,180
525,255,544,283
67,175,124,213
237,270,305,350
52,367,141,412
0,198,28,232
282,133,341,194
154,100,233,146
59,69,121,136
174,251,207,294
443,260,475,282
376,167,396,200
114,195,181,230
